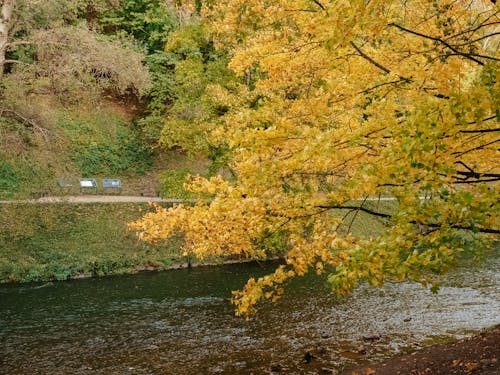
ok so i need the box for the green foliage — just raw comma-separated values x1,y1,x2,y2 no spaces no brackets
252,229,290,257
207,143,232,176
138,52,177,143
159,169,193,199
0,154,53,199
0,203,183,283
75,131,153,176
99,0,178,53
0,161,18,199
149,21,238,157
57,113,153,176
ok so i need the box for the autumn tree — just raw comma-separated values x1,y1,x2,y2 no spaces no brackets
130,0,499,317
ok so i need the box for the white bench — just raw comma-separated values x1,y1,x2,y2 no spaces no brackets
79,178,98,193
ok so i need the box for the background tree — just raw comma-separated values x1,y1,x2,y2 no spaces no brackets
0,0,120,79
156,21,238,158
0,0,152,131
130,0,499,317
0,0,14,81
99,0,178,53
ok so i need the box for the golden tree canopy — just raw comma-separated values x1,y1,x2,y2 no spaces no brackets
130,0,499,317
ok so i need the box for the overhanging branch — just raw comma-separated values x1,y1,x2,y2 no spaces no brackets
350,41,391,74
388,22,488,65
317,204,499,234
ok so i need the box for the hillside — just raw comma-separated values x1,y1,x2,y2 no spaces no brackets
0,97,210,200
0,1,221,201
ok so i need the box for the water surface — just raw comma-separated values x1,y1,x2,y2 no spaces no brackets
1,255,499,374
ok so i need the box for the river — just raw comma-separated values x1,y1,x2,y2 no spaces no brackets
1,254,499,374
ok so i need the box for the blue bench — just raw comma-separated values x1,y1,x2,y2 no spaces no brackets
102,178,122,193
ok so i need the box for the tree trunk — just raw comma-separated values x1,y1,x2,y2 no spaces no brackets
0,0,15,81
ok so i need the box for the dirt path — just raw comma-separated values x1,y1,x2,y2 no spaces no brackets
0,195,185,204
0,195,407,204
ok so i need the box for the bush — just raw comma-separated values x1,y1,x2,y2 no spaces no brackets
159,169,192,199
58,113,154,176
0,161,19,199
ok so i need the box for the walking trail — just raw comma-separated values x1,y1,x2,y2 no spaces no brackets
0,195,404,204
0,195,185,204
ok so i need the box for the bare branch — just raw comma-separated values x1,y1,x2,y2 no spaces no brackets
0,108,50,140
453,138,499,157
350,41,391,74
450,31,500,46
317,204,392,218
3,59,28,65
460,127,499,133
310,0,326,11
389,22,487,65
317,204,499,234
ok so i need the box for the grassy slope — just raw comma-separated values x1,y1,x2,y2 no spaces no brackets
0,202,183,283
0,97,216,283
0,97,212,200
0,200,395,284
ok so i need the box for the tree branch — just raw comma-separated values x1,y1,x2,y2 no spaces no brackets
388,23,486,65
310,0,326,11
317,204,392,218
460,128,499,134
4,59,28,65
350,41,391,74
359,78,408,94
453,177,500,184
0,108,49,139
453,138,499,157
446,20,500,40
317,204,499,234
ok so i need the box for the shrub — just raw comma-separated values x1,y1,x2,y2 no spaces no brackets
159,169,192,199
0,161,19,199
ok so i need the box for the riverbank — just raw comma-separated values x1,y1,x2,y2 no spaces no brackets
0,202,184,283
0,201,281,283
342,324,500,375
0,198,390,284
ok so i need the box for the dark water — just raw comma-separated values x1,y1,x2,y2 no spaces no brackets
1,255,499,375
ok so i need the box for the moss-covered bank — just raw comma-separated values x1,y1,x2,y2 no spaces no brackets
0,202,183,283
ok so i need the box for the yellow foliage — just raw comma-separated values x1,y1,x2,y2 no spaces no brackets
131,0,499,318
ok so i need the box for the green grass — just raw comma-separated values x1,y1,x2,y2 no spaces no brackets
0,203,183,283
332,199,397,239
0,199,398,284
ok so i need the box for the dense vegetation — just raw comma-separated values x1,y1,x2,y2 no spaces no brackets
0,0,221,282
0,0,222,199
0,202,183,282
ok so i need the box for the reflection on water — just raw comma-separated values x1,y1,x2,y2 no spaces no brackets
0,254,499,375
